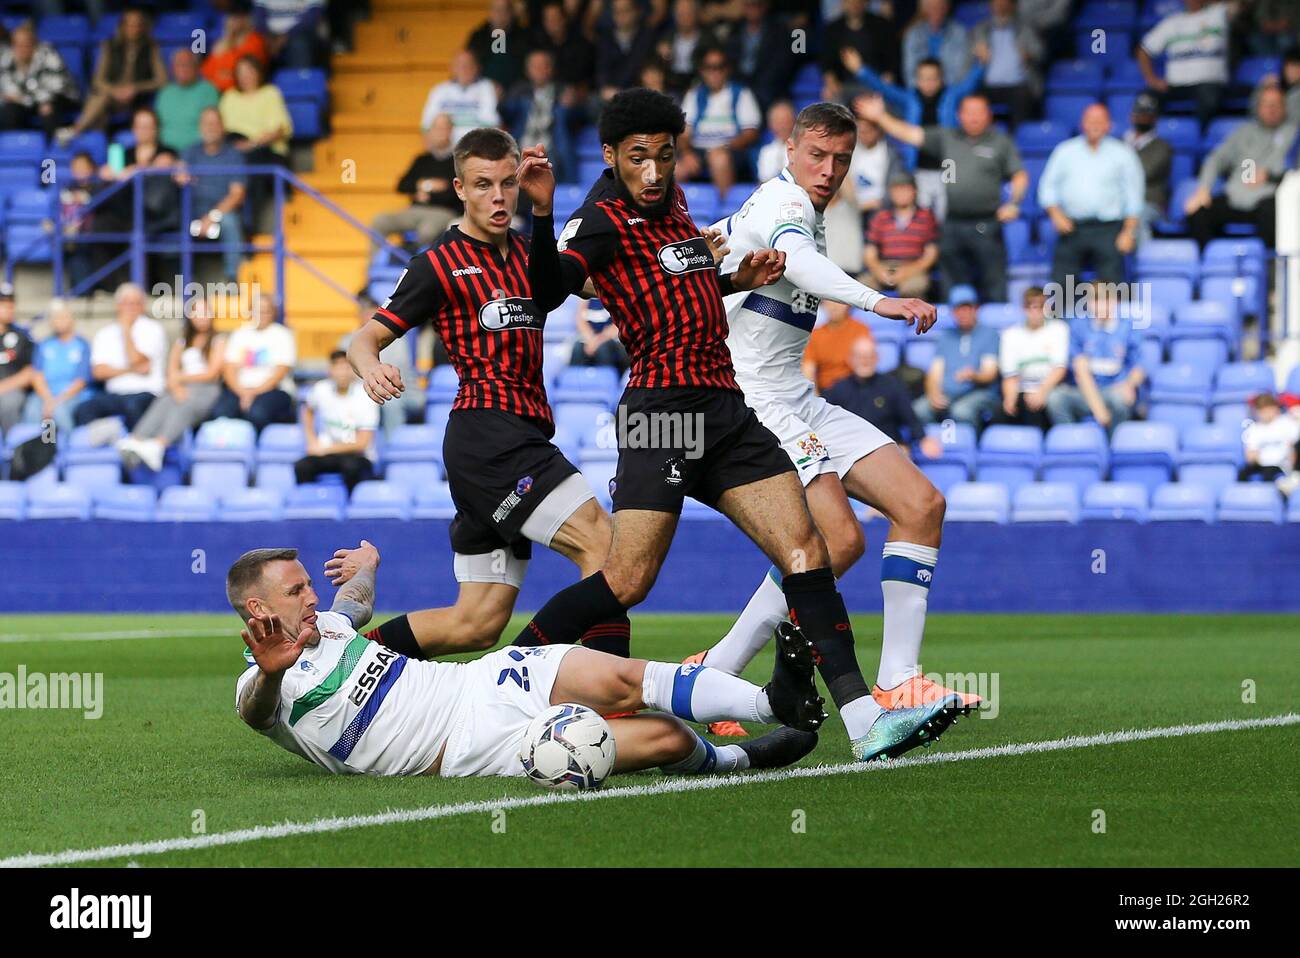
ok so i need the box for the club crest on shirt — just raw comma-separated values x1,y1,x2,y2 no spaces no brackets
793,431,829,468
776,200,805,225
663,456,685,485
656,237,715,275
478,297,543,332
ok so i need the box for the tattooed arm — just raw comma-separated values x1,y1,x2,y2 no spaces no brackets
324,540,380,630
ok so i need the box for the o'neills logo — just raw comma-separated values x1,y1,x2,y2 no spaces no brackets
478,297,543,332
657,238,715,274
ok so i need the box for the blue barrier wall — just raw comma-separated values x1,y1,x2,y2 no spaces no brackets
0,519,1296,613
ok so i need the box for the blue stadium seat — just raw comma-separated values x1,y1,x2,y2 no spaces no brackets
39,14,92,47
919,462,969,495
1288,494,1300,523
1178,462,1237,495
218,488,284,522
1201,238,1266,278
1012,482,1081,522
0,131,46,164
7,188,53,224
1148,482,1215,522
1141,277,1194,315
680,184,718,222
1078,0,1138,30
904,338,937,371
1148,362,1212,405
976,425,1041,490
1046,60,1104,96
944,482,1011,523
1015,120,1071,157
287,99,323,141
427,365,458,402
1043,94,1098,127
254,462,298,492
1168,337,1228,370
273,68,328,104
1172,300,1236,351
412,482,457,519
425,401,453,428
257,423,306,463
0,480,26,520
920,421,977,472
155,487,218,521
385,460,444,491
1217,483,1283,523
1105,60,1146,95
1211,402,1251,430
1154,116,1200,152
1147,401,1207,431
384,424,443,465
1199,116,1240,155
1042,423,1109,491
24,483,90,520
1212,362,1274,405
1081,481,1148,522
1002,218,1031,264
6,223,52,262
63,461,122,491
1200,275,1262,324
1135,239,1199,281
283,484,347,520
1286,366,1300,396
194,418,257,465
191,460,251,493
1179,422,1242,466
976,302,1020,330
1138,335,1164,372
553,366,619,406
876,341,901,374
92,485,157,521
346,480,413,520
554,402,610,442
1074,26,1131,65
1117,300,1171,341
1110,421,1178,491
61,420,125,466
582,460,617,507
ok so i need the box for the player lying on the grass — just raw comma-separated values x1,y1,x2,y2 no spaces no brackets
232,544,825,778
510,87,962,763
690,101,981,734
345,128,735,664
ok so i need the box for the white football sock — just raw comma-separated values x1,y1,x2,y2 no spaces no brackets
641,661,772,724
659,731,750,775
703,567,787,675
877,541,938,690
840,694,886,740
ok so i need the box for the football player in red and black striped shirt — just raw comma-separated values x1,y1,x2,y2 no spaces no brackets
509,89,962,760
345,128,627,662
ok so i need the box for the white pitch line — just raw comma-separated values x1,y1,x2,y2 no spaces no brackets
0,628,230,644
4,712,1295,868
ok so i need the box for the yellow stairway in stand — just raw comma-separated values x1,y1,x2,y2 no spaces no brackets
251,0,484,358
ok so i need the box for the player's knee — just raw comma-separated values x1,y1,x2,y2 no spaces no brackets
604,566,653,607
914,480,946,532
827,521,866,576
613,659,644,709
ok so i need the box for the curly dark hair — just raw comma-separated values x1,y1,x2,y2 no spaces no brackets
598,87,685,148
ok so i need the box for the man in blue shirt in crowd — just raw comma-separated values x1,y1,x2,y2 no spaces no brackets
177,107,248,280
913,284,1000,429
1046,286,1145,431
23,298,91,438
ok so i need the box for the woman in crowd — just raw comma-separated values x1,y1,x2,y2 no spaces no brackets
57,7,165,143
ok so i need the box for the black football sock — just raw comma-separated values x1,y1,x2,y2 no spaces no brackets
781,567,871,708
512,571,626,647
579,613,631,657
363,614,425,660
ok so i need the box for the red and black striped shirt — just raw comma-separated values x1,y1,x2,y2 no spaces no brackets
372,227,552,427
549,171,738,391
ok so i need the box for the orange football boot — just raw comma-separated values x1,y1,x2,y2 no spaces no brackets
872,673,982,712
682,650,749,737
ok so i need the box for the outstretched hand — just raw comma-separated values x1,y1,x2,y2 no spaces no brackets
874,295,937,334
516,144,556,215
324,539,380,586
242,613,311,676
730,248,787,291
700,226,731,267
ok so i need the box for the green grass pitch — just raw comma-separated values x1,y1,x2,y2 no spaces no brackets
1,612,1296,867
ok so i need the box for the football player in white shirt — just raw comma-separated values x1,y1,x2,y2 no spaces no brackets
689,102,982,732
233,543,824,779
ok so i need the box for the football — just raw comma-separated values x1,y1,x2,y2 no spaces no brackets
519,704,617,790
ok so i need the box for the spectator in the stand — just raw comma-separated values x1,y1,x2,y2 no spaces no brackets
637,56,676,101
98,108,181,237
58,152,103,291
847,103,902,217
201,10,270,94
1123,92,1173,245
802,301,874,394
755,100,794,181
864,171,938,298
57,7,165,143
75,283,168,430
1281,50,1300,122
501,49,577,184
0,285,36,434
820,0,898,99
294,349,378,491
212,294,297,433
220,55,293,160
997,285,1068,430
825,337,944,457
176,108,248,280
863,91,1026,302
1039,103,1144,293
1186,86,1298,250
420,49,500,144
531,2,596,96
1249,0,1300,56
1240,393,1299,483
903,0,971,89
656,0,719,95
23,298,91,437
726,0,797,113
1139,0,1237,129
1046,287,1144,431
371,112,461,253
842,44,989,220
677,47,762,198
468,0,529,91
254,0,323,69
339,295,422,437
913,284,1000,429
595,0,658,100
116,298,226,472
155,49,220,153
0,22,79,140
570,298,628,375
970,0,1043,128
